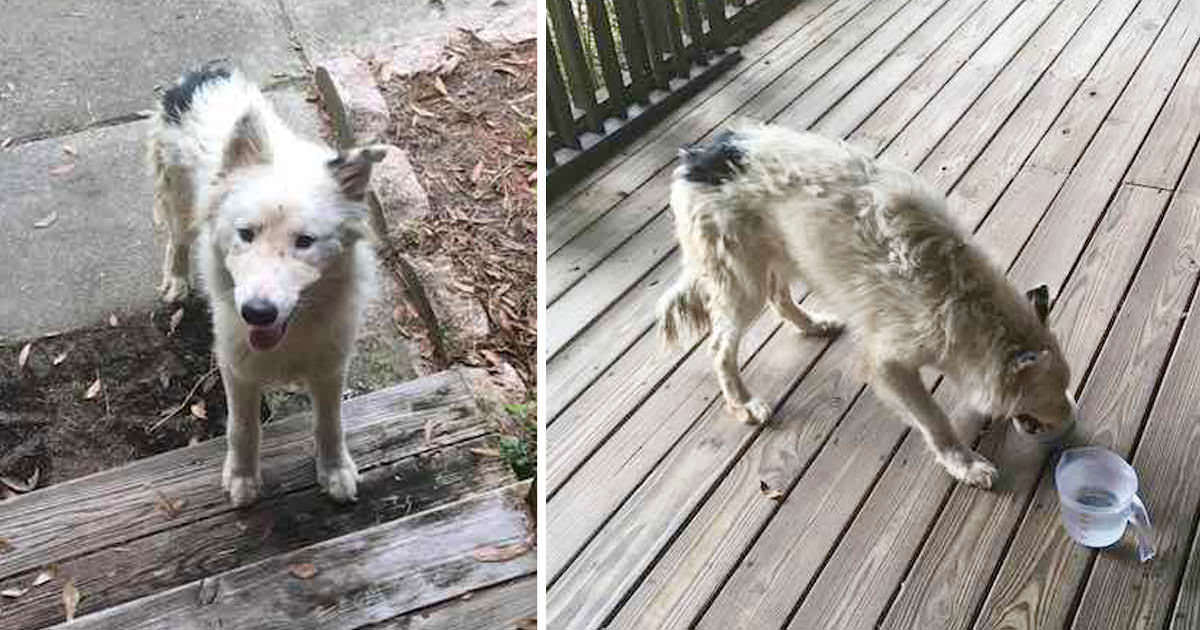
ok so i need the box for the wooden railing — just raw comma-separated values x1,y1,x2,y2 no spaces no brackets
546,0,799,198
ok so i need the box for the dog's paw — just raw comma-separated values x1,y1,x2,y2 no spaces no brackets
222,458,262,507
940,449,999,489
802,313,844,337
160,275,190,303
316,456,360,504
733,398,772,424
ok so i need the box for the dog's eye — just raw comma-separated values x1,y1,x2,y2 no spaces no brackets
295,234,316,249
237,228,255,243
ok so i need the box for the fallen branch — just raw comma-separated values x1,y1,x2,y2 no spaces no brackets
150,366,218,432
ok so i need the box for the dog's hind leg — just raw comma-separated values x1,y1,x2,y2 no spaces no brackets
710,293,771,424
310,374,360,503
869,360,999,489
221,366,263,506
769,280,842,337
150,141,193,302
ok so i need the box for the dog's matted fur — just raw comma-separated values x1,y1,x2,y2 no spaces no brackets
148,61,385,506
657,123,1077,487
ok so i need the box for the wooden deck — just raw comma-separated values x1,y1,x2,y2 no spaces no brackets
546,0,1200,628
0,370,535,629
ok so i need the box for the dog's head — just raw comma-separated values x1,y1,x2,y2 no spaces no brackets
1003,285,1077,437
209,108,384,351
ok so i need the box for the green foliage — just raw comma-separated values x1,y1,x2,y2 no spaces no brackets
500,401,536,480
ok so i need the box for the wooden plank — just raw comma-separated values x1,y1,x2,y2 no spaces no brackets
0,370,483,582
348,576,536,630
548,33,582,150
1126,18,1200,190
817,0,1019,135
918,0,1148,193
586,0,628,115
547,0,601,131
53,483,534,630
971,197,1200,630
546,213,675,357
547,0,865,255
945,0,1171,225
851,0,1063,158
764,0,960,132
1069,220,1200,630
0,436,515,630
782,7,1200,626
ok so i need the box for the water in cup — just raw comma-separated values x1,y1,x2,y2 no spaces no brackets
1054,446,1155,561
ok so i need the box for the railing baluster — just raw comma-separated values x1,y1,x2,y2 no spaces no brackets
611,0,652,103
681,0,706,60
547,0,601,131
586,0,628,116
636,0,671,88
546,32,581,150
703,0,727,45
662,1,689,77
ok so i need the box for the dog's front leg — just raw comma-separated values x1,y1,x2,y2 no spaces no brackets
221,366,263,506
310,374,359,503
870,360,998,489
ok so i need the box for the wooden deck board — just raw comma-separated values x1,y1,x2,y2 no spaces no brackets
549,0,1200,628
0,370,529,629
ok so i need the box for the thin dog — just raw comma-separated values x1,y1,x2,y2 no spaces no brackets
657,123,1076,488
148,62,384,506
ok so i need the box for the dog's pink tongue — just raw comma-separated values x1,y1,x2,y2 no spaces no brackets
248,323,286,351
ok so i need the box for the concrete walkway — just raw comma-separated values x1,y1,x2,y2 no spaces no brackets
0,0,533,341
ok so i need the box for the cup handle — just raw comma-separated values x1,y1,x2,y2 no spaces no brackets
1129,494,1156,563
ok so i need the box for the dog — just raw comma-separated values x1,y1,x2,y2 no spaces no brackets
148,62,384,506
656,123,1077,487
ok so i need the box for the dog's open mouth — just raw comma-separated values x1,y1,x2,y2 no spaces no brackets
248,321,288,351
1013,414,1045,434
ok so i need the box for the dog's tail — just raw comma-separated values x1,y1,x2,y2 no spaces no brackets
656,277,711,346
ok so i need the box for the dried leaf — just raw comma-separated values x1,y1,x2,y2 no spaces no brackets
410,102,437,118
168,307,184,335
2,586,29,598
48,163,75,176
469,448,501,458
759,480,784,502
33,566,58,587
33,211,58,229
189,401,207,420
62,579,79,622
471,541,531,563
433,75,449,97
62,144,77,156
17,343,31,369
424,417,438,444
154,491,185,518
514,617,537,630
471,160,484,184
83,378,102,400
288,563,317,579
0,538,11,554
0,469,39,493
108,313,119,327
1,137,12,149
52,350,69,366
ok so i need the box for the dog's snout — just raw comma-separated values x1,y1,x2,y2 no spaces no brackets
241,299,279,326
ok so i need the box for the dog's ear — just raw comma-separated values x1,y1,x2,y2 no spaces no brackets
328,145,387,202
1025,284,1050,323
222,108,272,172
1011,349,1049,374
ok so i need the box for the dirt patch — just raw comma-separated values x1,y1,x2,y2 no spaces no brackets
0,300,228,487
375,35,537,390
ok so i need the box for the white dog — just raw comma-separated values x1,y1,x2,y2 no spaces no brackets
657,123,1076,487
148,62,384,506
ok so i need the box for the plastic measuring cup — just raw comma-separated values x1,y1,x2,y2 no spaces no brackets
1054,446,1155,562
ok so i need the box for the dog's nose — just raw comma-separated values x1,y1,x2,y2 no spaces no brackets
241,299,278,326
